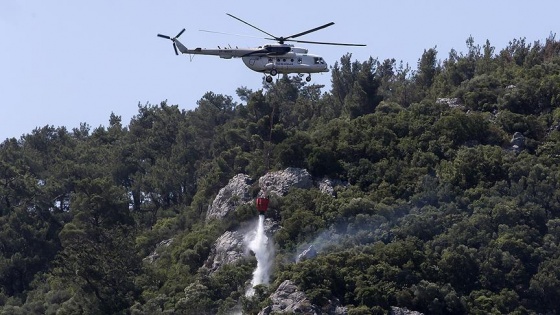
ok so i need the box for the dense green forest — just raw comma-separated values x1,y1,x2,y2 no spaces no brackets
2,34,560,314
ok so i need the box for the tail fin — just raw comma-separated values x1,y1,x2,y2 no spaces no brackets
173,39,188,54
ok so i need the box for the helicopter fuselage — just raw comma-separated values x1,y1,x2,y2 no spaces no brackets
241,51,329,75
175,42,329,75
158,14,364,83
172,38,329,82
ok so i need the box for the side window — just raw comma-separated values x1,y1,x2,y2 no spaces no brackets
298,58,303,64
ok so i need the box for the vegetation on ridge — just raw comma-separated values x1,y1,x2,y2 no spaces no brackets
1,34,560,314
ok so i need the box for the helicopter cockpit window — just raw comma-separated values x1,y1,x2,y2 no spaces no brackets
314,57,325,64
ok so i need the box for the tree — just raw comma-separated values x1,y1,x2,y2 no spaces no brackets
416,47,438,90
331,53,358,109
55,177,140,314
344,58,382,118
438,245,479,293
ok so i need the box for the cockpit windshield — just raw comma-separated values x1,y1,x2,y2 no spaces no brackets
314,57,325,64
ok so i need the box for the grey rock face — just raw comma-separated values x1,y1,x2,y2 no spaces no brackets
258,280,320,315
204,231,245,273
258,280,347,315
511,131,525,153
317,177,348,197
436,97,463,108
390,306,424,315
207,169,343,222
143,239,173,264
259,167,313,197
206,174,252,220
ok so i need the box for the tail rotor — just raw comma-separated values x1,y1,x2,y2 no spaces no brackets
157,29,186,55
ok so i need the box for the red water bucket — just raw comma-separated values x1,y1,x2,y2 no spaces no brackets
256,197,269,213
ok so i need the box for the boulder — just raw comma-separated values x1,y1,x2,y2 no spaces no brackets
436,97,463,108
258,280,347,315
143,238,173,264
205,218,278,274
258,280,320,315
204,231,245,273
207,170,344,222
207,174,252,220
259,167,313,197
317,177,348,197
390,306,424,315
510,131,525,153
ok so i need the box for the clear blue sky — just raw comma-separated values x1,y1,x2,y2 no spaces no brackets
1,1,558,140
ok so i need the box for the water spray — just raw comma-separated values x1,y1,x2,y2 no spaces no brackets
245,188,273,296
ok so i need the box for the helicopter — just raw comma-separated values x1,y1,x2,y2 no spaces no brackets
157,13,366,83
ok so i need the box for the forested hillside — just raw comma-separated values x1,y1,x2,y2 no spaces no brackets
1,34,560,314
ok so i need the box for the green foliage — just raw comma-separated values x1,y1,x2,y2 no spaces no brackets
53,177,141,313
2,34,560,314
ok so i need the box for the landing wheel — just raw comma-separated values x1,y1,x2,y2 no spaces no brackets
306,75,312,82
270,69,278,76
266,75,273,83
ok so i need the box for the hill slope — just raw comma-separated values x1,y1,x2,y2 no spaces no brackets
1,35,560,314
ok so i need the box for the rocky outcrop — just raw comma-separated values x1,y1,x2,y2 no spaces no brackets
259,167,313,197
204,217,278,274
317,177,348,197
204,231,245,273
436,97,463,108
258,280,347,315
206,174,252,220
207,169,345,221
390,306,424,315
143,238,173,264
262,216,281,236
258,280,320,315
510,131,525,153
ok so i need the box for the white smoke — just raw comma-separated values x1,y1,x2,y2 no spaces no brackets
244,215,274,296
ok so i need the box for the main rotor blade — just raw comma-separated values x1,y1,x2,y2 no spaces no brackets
199,29,265,39
226,13,276,39
157,34,171,39
173,43,178,55
286,22,335,40
287,39,367,46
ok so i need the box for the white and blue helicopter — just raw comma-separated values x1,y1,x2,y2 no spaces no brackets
157,13,366,83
